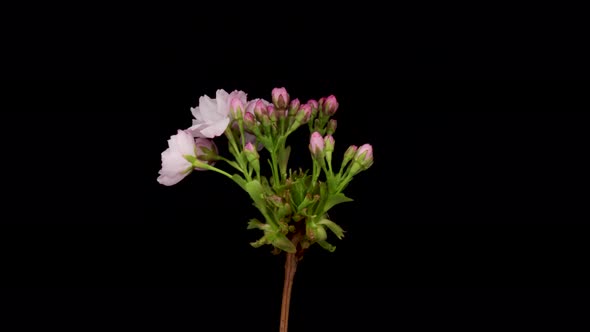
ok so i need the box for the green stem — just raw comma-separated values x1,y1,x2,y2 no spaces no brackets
196,163,234,180
225,128,252,182
270,149,281,187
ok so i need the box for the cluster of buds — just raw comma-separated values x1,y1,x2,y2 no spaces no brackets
159,86,374,255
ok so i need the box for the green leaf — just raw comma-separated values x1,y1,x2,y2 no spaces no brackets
317,219,345,240
232,174,247,190
244,180,276,226
323,193,354,212
317,240,336,252
314,182,329,216
244,180,266,207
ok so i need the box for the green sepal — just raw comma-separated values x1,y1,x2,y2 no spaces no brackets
317,219,345,240
247,218,269,230
267,232,296,253
183,154,197,164
317,240,336,252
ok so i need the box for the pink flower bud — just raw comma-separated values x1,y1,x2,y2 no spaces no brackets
309,131,325,157
229,97,244,120
243,112,256,130
244,142,260,173
343,145,358,164
326,119,337,135
308,99,319,110
323,95,339,116
295,104,312,123
323,134,335,153
354,144,374,169
307,99,319,121
288,98,300,117
194,138,219,170
271,87,290,109
253,100,268,121
244,141,256,153
267,105,277,122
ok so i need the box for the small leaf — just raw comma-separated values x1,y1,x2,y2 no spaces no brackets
244,180,266,207
323,193,354,212
318,219,345,239
247,219,268,230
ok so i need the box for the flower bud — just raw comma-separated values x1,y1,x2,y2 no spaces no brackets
271,87,290,109
267,105,277,122
243,112,256,131
295,103,312,124
323,134,335,154
342,145,358,165
288,98,300,117
194,138,219,170
326,119,337,135
354,144,374,170
244,142,260,174
306,223,327,242
230,97,244,120
253,100,268,121
309,131,325,158
308,99,319,122
322,95,339,116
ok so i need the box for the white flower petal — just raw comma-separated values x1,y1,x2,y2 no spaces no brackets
190,106,203,122
199,117,230,138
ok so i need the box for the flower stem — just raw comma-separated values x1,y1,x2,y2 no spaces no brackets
279,233,301,332
279,252,297,332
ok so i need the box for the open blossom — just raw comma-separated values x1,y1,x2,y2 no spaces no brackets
188,89,247,138
157,130,198,186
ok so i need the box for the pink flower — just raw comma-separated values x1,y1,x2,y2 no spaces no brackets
157,130,197,186
188,89,247,138
309,131,325,157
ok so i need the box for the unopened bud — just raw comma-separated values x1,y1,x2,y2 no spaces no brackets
271,87,290,109
243,112,256,131
288,98,300,117
244,142,260,174
326,119,337,135
354,144,374,170
193,138,219,170
230,97,244,120
322,95,339,116
324,135,335,154
342,145,358,165
309,131,325,158
295,104,312,124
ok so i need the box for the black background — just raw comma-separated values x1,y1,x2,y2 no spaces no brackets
1,4,589,331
